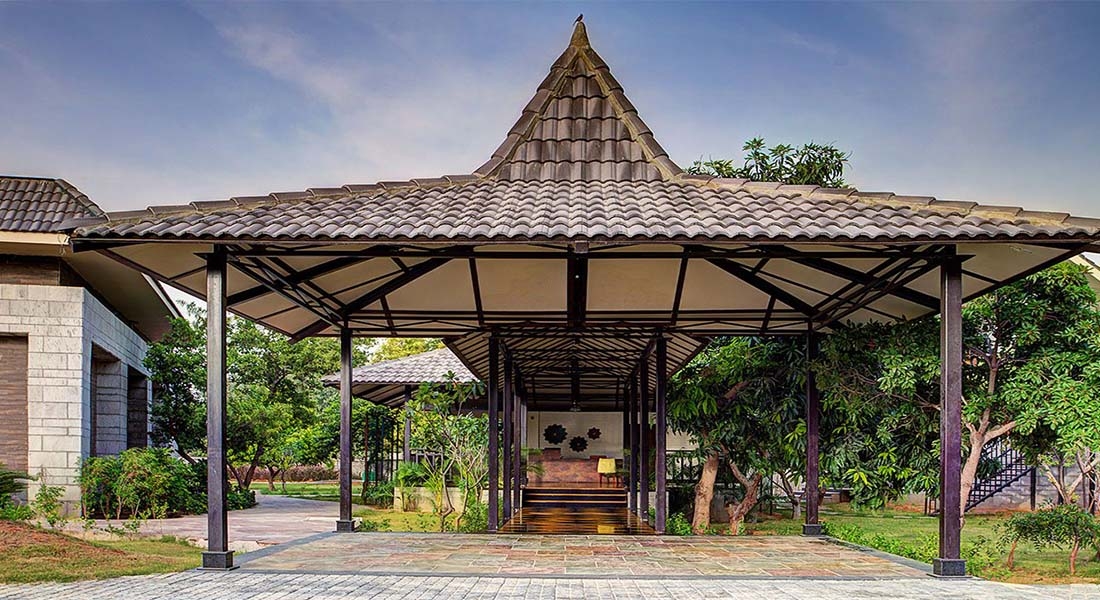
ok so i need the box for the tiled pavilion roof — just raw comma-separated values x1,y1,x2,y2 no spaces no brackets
69,21,1099,244
65,20,1100,404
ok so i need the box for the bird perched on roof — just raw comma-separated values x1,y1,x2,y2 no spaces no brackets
575,14,583,23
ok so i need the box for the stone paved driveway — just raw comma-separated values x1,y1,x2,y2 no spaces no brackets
2,571,1099,599
240,532,928,578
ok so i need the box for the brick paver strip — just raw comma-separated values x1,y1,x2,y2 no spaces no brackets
2,572,1099,599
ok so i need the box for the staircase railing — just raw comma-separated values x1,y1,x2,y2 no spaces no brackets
965,440,1034,512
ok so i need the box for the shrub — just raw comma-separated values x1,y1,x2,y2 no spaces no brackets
79,448,206,518
363,481,395,507
393,462,428,487
0,464,32,506
33,483,66,530
1001,505,1100,575
823,522,999,577
253,465,337,483
666,512,693,536
227,487,257,510
0,504,34,521
456,500,488,533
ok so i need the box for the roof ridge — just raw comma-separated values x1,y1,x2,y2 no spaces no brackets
52,177,105,218
1,175,105,232
473,20,682,182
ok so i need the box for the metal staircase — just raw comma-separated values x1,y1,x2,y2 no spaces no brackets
965,440,1034,512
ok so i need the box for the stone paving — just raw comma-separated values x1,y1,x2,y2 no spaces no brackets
62,493,339,552
239,532,927,578
2,571,1100,599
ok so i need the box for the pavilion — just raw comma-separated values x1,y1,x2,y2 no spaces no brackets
65,20,1100,577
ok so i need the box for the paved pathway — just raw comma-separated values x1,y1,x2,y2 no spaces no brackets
1,571,1098,599
240,532,927,578
68,494,339,552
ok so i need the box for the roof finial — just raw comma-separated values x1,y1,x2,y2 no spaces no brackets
570,15,590,48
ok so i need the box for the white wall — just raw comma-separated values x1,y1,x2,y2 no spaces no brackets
0,283,149,508
524,411,700,458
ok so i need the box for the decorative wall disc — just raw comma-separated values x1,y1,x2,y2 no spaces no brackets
544,424,567,445
587,427,601,440
569,436,588,453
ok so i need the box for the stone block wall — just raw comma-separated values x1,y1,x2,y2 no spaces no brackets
0,283,150,509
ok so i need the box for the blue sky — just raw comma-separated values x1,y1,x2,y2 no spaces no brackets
2,1,1099,217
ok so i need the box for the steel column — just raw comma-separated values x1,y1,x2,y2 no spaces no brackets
503,354,513,517
403,386,412,462
336,327,356,532
654,337,668,534
934,252,966,577
628,375,639,512
201,247,234,570
487,336,500,532
512,370,523,514
640,356,650,519
803,327,823,535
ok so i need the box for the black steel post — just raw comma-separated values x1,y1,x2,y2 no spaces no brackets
488,336,500,532
201,247,234,570
512,370,523,514
403,386,412,462
336,326,356,532
654,337,668,534
934,252,966,577
503,353,513,518
628,374,638,512
803,327,823,536
640,355,650,520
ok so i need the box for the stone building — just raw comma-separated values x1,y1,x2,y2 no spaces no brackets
0,176,177,508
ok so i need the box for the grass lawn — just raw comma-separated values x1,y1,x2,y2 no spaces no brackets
744,504,1100,584
0,521,201,584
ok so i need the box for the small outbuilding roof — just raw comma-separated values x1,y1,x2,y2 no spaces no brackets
323,348,476,407
1,176,104,233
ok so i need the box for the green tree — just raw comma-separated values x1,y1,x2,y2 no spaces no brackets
145,308,206,464
816,322,941,507
408,375,488,532
371,338,443,362
689,137,849,187
819,262,1100,519
668,337,805,534
224,318,342,490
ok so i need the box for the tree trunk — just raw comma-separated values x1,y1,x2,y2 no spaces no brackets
266,468,277,491
1070,539,1080,576
692,452,719,533
1007,540,1017,569
959,432,984,519
725,473,762,535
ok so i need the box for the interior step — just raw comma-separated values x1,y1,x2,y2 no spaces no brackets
522,486,628,510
